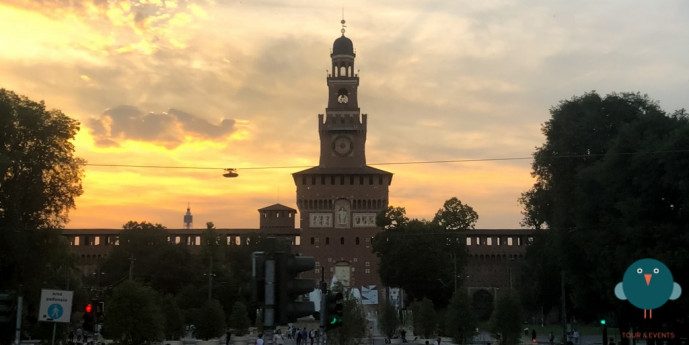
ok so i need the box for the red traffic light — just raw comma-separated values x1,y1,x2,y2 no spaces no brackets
85,304,93,313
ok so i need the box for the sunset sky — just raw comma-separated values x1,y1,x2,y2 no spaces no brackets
2,0,688,230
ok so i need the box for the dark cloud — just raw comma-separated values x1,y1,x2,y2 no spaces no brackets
88,105,236,148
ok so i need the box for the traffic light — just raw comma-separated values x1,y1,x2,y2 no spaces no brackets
325,291,344,331
601,318,608,345
276,253,315,324
83,302,95,332
0,292,13,323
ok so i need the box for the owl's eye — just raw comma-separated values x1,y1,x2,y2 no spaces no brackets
653,268,659,274
637,268,643,274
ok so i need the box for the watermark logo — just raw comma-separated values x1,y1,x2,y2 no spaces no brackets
614,258,682,319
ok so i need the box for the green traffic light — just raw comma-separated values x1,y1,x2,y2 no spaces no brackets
600,319,606,325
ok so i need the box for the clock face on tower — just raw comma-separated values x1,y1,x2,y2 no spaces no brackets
332,136,353,156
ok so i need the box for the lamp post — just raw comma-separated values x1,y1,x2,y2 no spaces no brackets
204,257,216,302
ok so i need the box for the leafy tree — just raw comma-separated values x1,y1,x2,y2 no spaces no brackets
489,292,522,345
376,206,410,229
327,288,368,345
411,297,437,339
0,89,84,231
519,91,689,333
377,297,400,339
195,299,227,340
161,294,185,340
105,280,164,345
0,89,84,341
432,197,478,230
228,301,250,336
99,221,199,294
373,199,471,307
445,289,477,345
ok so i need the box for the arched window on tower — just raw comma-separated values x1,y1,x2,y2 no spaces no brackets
340,237,344,245
325,237,330,245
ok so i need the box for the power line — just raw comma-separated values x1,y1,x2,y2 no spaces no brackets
82,149,689,171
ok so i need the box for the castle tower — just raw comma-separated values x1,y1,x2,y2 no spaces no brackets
293,21,392,299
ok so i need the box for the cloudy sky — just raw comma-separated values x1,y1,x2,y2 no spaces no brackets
2,0,688,230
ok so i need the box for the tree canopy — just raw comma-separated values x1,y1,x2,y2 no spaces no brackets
373,198,474,307
0,88,84,231
0,89,84,340
519,91,689,332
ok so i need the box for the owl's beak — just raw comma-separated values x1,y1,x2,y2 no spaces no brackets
644,274,652,286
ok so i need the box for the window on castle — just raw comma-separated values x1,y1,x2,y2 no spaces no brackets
325,237,330,245
355,237,360,245
321,176,325,184
311,237,315,245
369,176,373,185
340,176,344,185
340,237,344,245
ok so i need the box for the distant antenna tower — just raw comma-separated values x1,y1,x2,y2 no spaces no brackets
183,203,193,229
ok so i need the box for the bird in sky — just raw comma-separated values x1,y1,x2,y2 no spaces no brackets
614,258,682,319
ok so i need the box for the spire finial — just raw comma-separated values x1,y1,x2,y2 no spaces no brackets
341,8,346,35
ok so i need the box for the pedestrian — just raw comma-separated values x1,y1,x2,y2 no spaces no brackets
549,332,554,345
309,329,315,345
257,333,264,345
301,328,308,345
572,330,579,345
532,329,537,343
274,329,285,345
296,328,303,345
226,329,232,345
436,337,441,345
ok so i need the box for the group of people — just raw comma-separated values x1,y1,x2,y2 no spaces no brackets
67,328,100,345
287,327,319,345
546,329,579,345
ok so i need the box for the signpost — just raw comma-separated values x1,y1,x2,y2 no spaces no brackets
38,289,73,345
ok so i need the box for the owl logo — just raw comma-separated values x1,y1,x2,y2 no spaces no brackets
614,258,682,319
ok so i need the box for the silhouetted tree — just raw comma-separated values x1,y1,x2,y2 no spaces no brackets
0,89,84,341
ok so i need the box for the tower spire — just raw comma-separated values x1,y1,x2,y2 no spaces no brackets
341,9,346,35
184,203,193,229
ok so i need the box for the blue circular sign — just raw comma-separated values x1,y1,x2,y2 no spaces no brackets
47,303,64,320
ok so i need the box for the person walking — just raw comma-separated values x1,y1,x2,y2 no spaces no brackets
531,329,537,343
296,328,303,345
549,332,554,345
274,329,285,345
257,333,265,345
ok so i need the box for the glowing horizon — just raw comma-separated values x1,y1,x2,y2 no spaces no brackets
2,1,687,230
